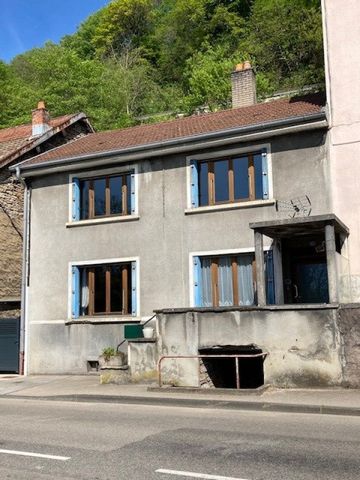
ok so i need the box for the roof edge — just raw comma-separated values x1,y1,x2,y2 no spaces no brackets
12,112,327,176
1,112,93,170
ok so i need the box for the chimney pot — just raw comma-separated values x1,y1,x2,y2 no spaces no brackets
231,61,257,108
32,101,51,136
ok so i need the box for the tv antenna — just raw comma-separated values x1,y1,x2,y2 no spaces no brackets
275,196,312,218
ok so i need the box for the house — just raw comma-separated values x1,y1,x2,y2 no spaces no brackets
10,0,360,387
0,103,93,374
9,62,357,387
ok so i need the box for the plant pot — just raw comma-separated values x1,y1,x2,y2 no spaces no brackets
143,327,154,339
98,352,125,369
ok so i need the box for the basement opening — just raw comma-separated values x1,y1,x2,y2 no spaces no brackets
87,360,99,372
198,345,264,389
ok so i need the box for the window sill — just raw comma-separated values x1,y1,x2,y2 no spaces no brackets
66,214,139,228
65,317,141,325
184,199,275,215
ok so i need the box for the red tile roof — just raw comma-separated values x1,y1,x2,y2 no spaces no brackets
20,93,326,169
0,115,73,143
0,114,88,168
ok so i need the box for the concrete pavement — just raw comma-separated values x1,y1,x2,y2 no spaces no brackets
0,374,359,416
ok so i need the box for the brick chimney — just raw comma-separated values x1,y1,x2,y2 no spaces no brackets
231,61,257,108
32,101,51,136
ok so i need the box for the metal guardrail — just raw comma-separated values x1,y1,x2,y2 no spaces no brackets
157,352,268,389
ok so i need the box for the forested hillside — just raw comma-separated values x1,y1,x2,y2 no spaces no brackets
0,0,324,131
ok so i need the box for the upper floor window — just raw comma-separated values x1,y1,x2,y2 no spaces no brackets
190,149,269,208
71,172,135,221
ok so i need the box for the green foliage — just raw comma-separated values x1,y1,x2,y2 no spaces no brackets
183,46,237,111
244,0,324,91
0,0,324,131
102,347,117,361
91,0,154,57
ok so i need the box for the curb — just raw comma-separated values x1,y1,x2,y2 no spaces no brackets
1,393,360,417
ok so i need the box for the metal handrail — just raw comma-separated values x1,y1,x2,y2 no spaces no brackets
157,352,268,389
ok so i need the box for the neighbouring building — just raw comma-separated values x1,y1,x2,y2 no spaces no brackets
0,103,93,373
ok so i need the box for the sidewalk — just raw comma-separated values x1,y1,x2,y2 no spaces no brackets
0,374,359,416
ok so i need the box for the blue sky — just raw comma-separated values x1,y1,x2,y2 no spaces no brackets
0,0,110,63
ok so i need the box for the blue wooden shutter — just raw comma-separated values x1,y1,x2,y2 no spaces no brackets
261,149,269,200
72,178,80,221
193,256,202,306
130,172,136,214
71,266,80,318
265,250,275,305
190,161,199,208
131,261,137,316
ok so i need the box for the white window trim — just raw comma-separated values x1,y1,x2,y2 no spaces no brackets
68,163,139,223
186,143,273,210
66,215,140,228
68,256,140,320
189,247,271,307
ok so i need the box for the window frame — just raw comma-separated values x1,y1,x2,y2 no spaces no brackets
187,144,272,210
68,164,139,224
69,257,140,319
81,172,132,220
190,248,273,308
84,262,132,316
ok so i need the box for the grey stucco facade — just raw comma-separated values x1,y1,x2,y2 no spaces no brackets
24,128,338,375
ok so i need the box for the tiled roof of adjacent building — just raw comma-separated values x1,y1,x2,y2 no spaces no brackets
0,113,91,169
18,93,326,169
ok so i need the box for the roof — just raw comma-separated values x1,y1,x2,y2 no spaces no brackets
18,93,326,171
250,214,349,237
0,113,92,169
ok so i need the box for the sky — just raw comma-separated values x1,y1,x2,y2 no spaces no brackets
0,0,110,63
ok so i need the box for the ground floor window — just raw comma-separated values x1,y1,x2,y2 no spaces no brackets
193,251,274,307
201,254,255,307
71,261,137,318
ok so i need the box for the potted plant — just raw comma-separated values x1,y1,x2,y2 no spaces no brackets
98,347,126,369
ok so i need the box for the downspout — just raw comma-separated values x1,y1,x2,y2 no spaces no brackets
15,166,31,375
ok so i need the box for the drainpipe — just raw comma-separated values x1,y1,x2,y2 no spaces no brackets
15,166,31,375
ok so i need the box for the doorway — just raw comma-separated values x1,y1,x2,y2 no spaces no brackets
199,345,264,389
0,318,20,373
282,234,329,304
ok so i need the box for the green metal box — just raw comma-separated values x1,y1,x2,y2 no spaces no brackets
124,324,143,340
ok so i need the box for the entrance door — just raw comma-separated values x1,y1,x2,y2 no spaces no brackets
294,261,329,304
282,235,329,304
0,318,20,373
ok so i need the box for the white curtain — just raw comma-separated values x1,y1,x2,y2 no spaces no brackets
81,268,89,315
200,258,212,307
218,256,233,306
237,255,255,305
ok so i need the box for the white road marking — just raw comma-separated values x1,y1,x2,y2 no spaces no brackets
156,469,249,480
0,448,70,461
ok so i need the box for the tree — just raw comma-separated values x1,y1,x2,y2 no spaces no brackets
183,46,236,111
244,0,324,91
91,0,154,57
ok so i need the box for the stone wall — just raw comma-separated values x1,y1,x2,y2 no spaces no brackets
0,301,20,318
0,176,23,301
338,305,360,387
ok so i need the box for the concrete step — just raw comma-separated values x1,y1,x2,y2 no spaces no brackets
99,365,131,385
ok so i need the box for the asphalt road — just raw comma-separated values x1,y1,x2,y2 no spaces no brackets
0,398,359,480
